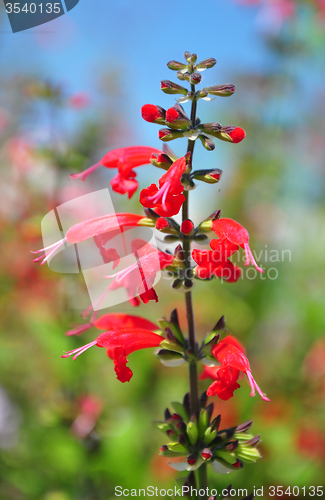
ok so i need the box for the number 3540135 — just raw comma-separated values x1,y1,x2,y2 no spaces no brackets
5,3,62,14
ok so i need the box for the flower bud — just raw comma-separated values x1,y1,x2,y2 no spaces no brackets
177,71,187,81
166,105,191,129
193,168,223,184
161,80,188,95
180,219,194,235
190,72,202,85
155,349,185,367
196,90,209,99
203,84,235,97
156,217,169,230
196,58,217,71
167,60,187,71
200,124,246,143
201,448,213,461
141,104,166,124
198,135,215,151
158,129,184,142
187,456,197,466
184,51,192,62
150,153,173,170
219,126,246,144
190,53,197,64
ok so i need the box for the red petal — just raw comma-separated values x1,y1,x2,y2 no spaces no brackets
94,314,157,332
66,213,144,244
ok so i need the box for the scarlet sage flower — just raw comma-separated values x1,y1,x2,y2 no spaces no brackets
212,218,264,273
107,242,174,306
32,213,152,265
201,336,270,401
66,312,158,337
62,328,165,383
70,146,162,199
140,157,186,217
192,240,242,283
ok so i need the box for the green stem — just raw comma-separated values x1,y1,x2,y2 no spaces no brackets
196,463,208,499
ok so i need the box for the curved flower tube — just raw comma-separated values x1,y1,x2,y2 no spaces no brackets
32,213,152,265
70,146,162,199
201,336,270,401
66,312,158,337
140,157,186,217
62,328,165,382
212,218,264,272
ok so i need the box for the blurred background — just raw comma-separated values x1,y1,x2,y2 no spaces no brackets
1,1,325,499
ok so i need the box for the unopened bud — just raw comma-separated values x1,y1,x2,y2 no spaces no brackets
141,104,166,124
150,153,173,170
166,105,191,129
198,122,222,136
158,129,184,142
180,219,194,235
156,217,169,230
193,168,223,184
203,84,235,97
198,135,215,151
187,456,197,466
219,126,246,144
190,53,197,64
167,60,187,71
184,51,191,62
190,72,202,85
201,448,213,461
161,80,188,95
196,58,217,71
196,89,209,99
177,71,187,81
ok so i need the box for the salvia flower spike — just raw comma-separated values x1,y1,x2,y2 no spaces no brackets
34,52,270,493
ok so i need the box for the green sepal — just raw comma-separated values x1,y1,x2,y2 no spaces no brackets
187,421,199,446
167,442,188,454
204,427,217,445
159,449,187,458
171,402,189,422
198,408,210,439
214,450,236,464
159,340,184,354
153,421,172,433
203,331,220,346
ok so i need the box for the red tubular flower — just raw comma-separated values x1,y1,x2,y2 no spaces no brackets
66,312,158,337
32,213,150,265
70,146,162,199
192,240,241,283
201,336,270,401
107,242,174,306
62,328,164,382
212,218,263,273
140,157,186,217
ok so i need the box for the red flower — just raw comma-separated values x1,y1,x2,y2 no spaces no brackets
107,240,174,306
192,240,241,283
66,312,158,337
212,218,264,273
62,328,164,383
200,336,270,401
32,213,151,265
70,146,162,199
140,157,186,217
